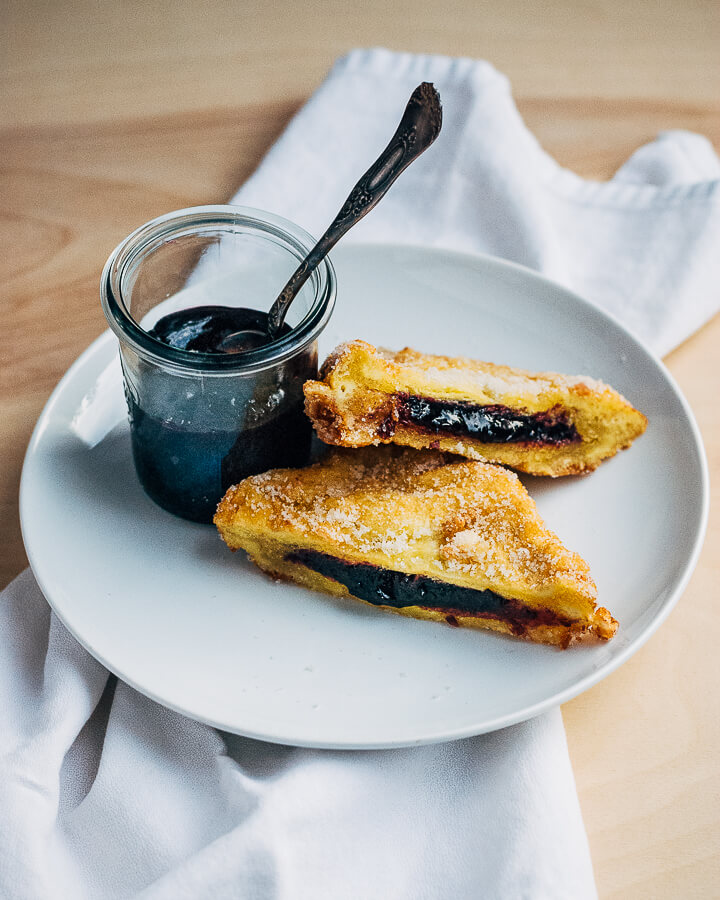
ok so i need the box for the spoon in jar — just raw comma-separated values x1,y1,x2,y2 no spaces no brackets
212,82,443,353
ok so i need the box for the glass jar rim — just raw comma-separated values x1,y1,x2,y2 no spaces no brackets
100,205,336,374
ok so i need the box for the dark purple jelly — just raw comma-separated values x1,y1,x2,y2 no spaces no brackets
128,305,314,523
148,305,273,354
286,548,573,633
395,394,580,446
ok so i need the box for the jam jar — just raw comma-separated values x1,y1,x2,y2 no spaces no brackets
101,205,336,523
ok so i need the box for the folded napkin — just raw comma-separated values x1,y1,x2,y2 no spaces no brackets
2,48,719,900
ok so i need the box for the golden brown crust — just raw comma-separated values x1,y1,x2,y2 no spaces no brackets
214,445,617,647
304,340,647,476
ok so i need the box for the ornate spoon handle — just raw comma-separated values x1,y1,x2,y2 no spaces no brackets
267,82,443,337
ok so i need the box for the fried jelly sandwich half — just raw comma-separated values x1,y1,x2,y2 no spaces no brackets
304,341,647,477
214,446,617,647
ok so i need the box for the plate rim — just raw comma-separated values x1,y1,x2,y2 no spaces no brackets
20,242,711,748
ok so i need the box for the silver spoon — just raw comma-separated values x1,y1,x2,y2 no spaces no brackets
216,82,442,352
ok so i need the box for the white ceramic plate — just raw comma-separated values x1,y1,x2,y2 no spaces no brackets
20,244,708,749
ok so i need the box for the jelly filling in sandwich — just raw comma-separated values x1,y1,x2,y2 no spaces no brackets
286,548,574,635
386,394,581,446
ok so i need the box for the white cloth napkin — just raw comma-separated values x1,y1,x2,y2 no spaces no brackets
2,48,719,900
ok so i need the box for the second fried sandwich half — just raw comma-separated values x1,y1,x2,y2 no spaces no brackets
304,340,647,476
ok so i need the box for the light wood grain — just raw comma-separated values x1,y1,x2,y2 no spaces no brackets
2,2,719,897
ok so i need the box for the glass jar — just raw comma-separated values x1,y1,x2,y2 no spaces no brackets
101,205,336,523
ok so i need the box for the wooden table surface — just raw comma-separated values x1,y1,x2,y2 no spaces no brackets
3,2,719,896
